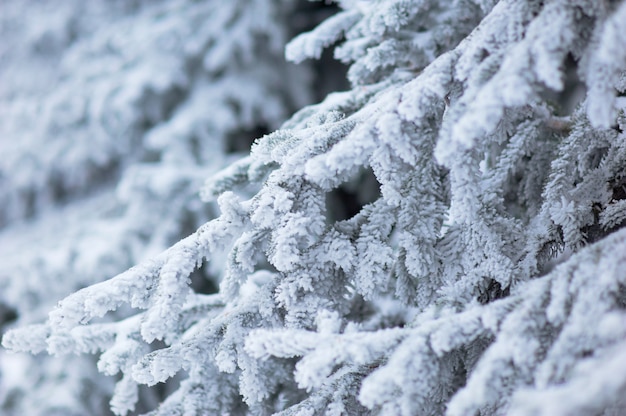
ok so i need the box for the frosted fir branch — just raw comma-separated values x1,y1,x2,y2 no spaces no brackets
280,87,376,129
600,199,626,230
200,152,286,205
436,0,596,163
539,111,622,249
140,242,203,342
45,293,223,357
44,242,181,331
448,227,626,415
286,10,362,63
303,120,378,191
482,118,544,196
98,337,147,379
110,374,139,416
1,323,50,354
219,230,274,302
508,341,626,416
273,366,369,416
434,139,526,302
300,61,450,195
46,321,120,356
142,367,240,416
335,0,490,85
37,192,245,335
352,203,396,299
246,327,406,388
127,277,283,405
132,347,184,386
357,0,431,36
586,1,626,127
131,328,212,387
248,96,370,177
245,329,321,360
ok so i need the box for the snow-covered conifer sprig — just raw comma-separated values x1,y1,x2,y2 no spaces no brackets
38,192,246,334
288,0,492,86
286,9,361,63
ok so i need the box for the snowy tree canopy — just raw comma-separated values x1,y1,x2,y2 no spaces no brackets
3,0,626,415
